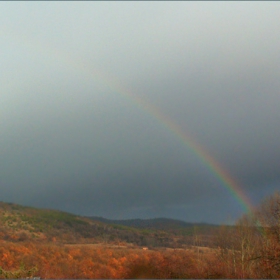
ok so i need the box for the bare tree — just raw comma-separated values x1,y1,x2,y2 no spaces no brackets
251,192,280,278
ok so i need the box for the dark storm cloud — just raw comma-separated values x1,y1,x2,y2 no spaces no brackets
1,2,280,223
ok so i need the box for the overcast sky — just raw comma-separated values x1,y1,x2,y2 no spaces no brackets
1,2,280,224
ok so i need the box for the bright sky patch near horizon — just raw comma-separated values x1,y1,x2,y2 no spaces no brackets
1,2,280,224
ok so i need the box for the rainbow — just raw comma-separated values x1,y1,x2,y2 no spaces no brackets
102,78,253,215
4,33,254,215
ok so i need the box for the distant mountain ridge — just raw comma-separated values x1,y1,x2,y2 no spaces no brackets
88,216,215,231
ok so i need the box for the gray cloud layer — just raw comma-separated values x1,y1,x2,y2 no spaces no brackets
1,2,280,223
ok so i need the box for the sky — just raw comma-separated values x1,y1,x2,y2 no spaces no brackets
1,2,280,224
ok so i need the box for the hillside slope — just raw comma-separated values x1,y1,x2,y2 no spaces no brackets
0,201,110,243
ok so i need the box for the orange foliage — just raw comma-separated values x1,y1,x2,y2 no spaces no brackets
0,242,206,279
0,241,261,279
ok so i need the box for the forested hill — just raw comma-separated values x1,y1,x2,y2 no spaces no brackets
89,216,217,231
0,201,217,247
